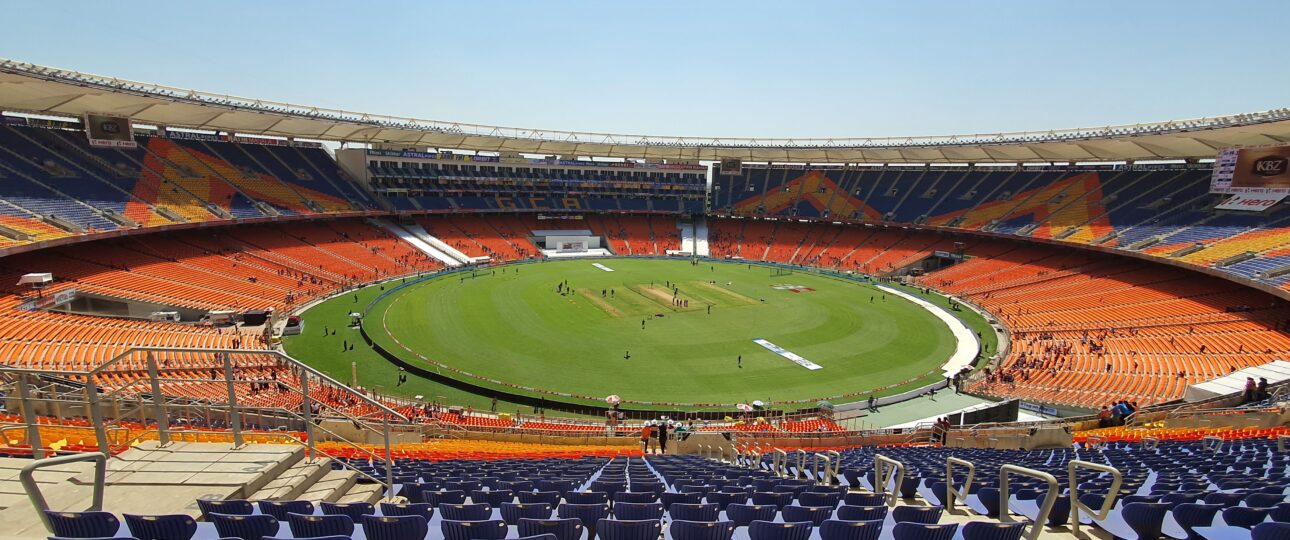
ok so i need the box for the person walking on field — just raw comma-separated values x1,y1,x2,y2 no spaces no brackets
738,355,742,368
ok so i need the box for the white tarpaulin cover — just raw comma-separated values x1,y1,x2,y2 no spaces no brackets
1183,360,1290,402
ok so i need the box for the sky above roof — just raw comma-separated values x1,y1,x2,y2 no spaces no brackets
4,0,1287,139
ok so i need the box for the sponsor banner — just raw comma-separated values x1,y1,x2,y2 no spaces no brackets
25,117,80,129
166,130,223,142
223,134,289,146
753,338,823,370
17,288,77,312
1019,401,1059,416
1215,193,1287,212
3,116,29,126
1212,145,1290,195
84,113,136,148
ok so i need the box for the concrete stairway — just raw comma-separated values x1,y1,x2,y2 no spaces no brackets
0,442,385,539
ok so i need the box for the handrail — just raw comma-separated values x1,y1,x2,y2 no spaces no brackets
811,453,832,484
772,449,789,478
21,452,108,533
1140,436,1160,451
873,454,905,507
1278,434,1290,453
825,450,841,482
1201,435,1223,453
793,449,808,480
999,464,1059,540
1069,459,1123,535
945,457,975,512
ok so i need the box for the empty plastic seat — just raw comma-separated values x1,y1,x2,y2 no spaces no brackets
843,493,886,507
818,519,882,540
440,503,493,521
123,514,197,540
521,491,563,509
836,505,888,522
473,489,516,506
1253,522,1290,540
319,501,373,522
892,522,959,540
615,492,658,505
725,504,778,528
961,522,1027,540
559,503,611,538
669,520,736,540
361,515,428,540
45,511,122,539
519,518,584,540
426,490,469,507
613,502,663,521
798,492,841,508
566,492,610,505
441,519,507,540
197,499,253,520
210,513,279,540
502,502,553,525
892,505,943,524
670,503,720,522
1172,502,1224,540
257,500,314,521
378,502,434,521
707,492,749,509
751,492,794,511
1122,502,1172,540
748,520,813,540
1223,506,1272,529
781,505,832,526
596,518,661,540
661,492,704,511
287,513,354,538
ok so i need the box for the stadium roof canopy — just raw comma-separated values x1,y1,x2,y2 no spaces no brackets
3,58,1290,164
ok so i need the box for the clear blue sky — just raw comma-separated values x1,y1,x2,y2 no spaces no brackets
3,1,1286,139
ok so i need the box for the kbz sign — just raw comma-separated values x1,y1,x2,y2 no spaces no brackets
1233,146,1290,189
1253,156,1289,177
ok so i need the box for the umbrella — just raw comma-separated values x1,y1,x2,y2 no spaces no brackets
606,395,621,405
736,403,754,412
752,400,765,408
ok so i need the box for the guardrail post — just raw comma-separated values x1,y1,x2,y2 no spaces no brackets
145,352,170,447
1201,435,1223,453
383,416,394,501
16,374,44,459
84,375,109,455
1000,464,1058,540
299,370,315,460
1140,436,1159,451
772,449,787,477
1278,434,1290,453
826,450,841,484
1069,459,1123,535
873,454,905,507
812,453,830,483
945,457,975,512
221,353,244,448
794,449,807,480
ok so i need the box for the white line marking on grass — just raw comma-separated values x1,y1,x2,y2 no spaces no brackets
753,338,823,370
592,263,615,272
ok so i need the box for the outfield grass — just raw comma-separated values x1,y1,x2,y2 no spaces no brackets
282,258,990,413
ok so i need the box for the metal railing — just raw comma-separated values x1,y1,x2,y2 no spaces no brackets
22,452,107,533
872,454,905,507
1068,460,1123,535
1201,435,1224,453
945,457,975,512
999,464,1059,540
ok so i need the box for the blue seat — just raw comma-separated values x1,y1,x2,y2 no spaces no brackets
892,522,958,540
286,513,353,538
265,536,349,540
1122,502,1172,540
558,503,611,538
975,487,1001,518
748,520,812,540
440,503,493,521
210,513,279,540
1223,506,1272,529
818,519,882,540
256,500,314,521
197,500,253,520
361,515,428,540
661,492,705,511
378,502,434,521
1172,503,1224,540
502,502,553,525
751,492,794,511
426,490,469,507
836,505,887,521
891,505,943,524
670,503,720,522
591,481,628,499
614,492,658,505
319,502,373,523
1246,494,1286,508
519,535,560,540
707,492,748,509
726,504,777,528
522,491,564,509
447,480,483,494
613,502,663,521
596,518,661,540
961,522,1026,540
798,492,842,508
781,505,832,526
441,519,508,540
45,511,122,539
519,518,584,540
1253,522,1290,540
473,489,516,506
843,493,886,507
123,514,197,540
1204,493,1246,507
669,520,736,540
566,492,610,505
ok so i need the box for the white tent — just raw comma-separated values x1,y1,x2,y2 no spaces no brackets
1183,360,1290,402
